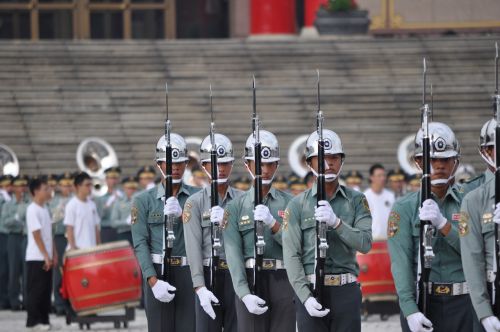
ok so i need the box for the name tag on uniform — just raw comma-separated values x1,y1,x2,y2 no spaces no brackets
202,211,210,220
452,213,461,221
483,213,493,224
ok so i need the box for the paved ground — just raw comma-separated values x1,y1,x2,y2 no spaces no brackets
0,309,401,331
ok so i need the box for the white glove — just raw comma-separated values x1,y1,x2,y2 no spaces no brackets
407,312,433,332
151,280,176,303
164,197,182,218
254,204,275,228
419,199,447,230
241,294,268,315
482,316,500,332
196,286,219,320
210,206,224,225
494,203,500,225
314,200,340,228
14,213,20,222
304,297,329,317
125,215,131,225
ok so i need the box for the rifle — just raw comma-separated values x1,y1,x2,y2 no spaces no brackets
492,42,500,315
163,82,175,283
208,85,222,302
416,58,434,316
314,70,328,305
252,76,265,298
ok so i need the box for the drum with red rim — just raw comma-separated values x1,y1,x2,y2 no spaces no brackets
62,241,142,316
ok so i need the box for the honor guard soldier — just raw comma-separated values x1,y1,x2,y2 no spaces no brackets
223,130,296,332
49,172,73,315
283,129,372,332
137,166,157,192
95,166,123,243
463,119,496,193
2,175,30,311
0,175,13,309
388,122,480,332
460,118,500,332
343,170,363,192
132,133,200,332
111,176,139,245
387,168,408,199
183,133,243,332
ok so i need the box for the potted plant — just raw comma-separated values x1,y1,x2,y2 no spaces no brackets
314,0,370,35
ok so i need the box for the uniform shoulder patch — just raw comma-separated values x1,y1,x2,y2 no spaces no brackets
131,206,138,225
183,202,192,224
362,196,371,213
387,211,400,238
283,208,290,231
222,210,230,230
458,211,469,237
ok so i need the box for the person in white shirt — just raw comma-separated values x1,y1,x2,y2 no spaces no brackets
363,164,395,240
64,172,101,251
25,177,57,330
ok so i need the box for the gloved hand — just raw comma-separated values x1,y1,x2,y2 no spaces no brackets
493,203,500,225
482,316,500,332
254,205,275,228
210,206,224,225
406,312,433,332
151,279,176,303
419,199,447,230
196,286,219,320
314,200,340,228
126,215,131,225
164,197,182,218
304,297,330,317
241,294,268,315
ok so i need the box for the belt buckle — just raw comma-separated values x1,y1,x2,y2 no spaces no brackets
325,275,341,286
262,259,275,271
218,260,228,270
169,257,181,266
433,283,452,296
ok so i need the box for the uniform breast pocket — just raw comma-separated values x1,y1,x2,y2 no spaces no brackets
238,217,254,235
482,222,495,235
300,216,316,231
201,211,211,228
147,213,163,228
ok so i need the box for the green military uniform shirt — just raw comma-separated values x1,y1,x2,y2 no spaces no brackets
463,169,493,194
460,176,497,320
131,182,200,280
183,186,243,288
95,190,123,228
111,195,134,234
387,184,465,318
283,183,372,304
0,192,11,234
2,194,30,234
49,193,72,235
223,186,291,299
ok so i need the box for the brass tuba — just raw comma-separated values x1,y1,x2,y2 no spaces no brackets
0,144,19,176
287,135,309,178
76,138,119,196
398,134,419,176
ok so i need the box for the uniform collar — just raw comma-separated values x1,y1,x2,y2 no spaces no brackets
429,184,461,204
156,182,190,200
246,185,278,203
311,183,348,201
485,168,494,183
206,185,238,201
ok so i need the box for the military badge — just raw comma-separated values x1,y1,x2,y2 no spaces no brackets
183,202,192,224
131,206,138,225
222,210,230,230
458,211,469,236
387,211,400,238
362,197,371,213
283,209,290,231
483,212,493,224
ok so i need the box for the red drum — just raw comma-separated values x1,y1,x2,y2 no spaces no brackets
357,241,397,301
62,241,142,316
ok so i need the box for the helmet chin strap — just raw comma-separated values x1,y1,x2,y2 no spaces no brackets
307,160,344,182
479,148,496,169
244,161,278,185
156,163,183,184
419,159,459,186
201,164,233,184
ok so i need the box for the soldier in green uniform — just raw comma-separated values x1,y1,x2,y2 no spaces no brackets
460,118,500,332
223,130,295,332
132,133,200,332
463,119,495,193
2,175,30,310
0,175,13,309
283,129,372,332
388,122,480,332
137,166,157,193
387,168,408,199
95,166,122,243
183,133,242,332
49,172,73,315
111,176,139,245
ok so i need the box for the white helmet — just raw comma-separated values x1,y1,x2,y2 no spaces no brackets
155,133,188,163
479,119,496,147
414,122,460,159
305,129,344,160
244,130,280,163
200,134,234,163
